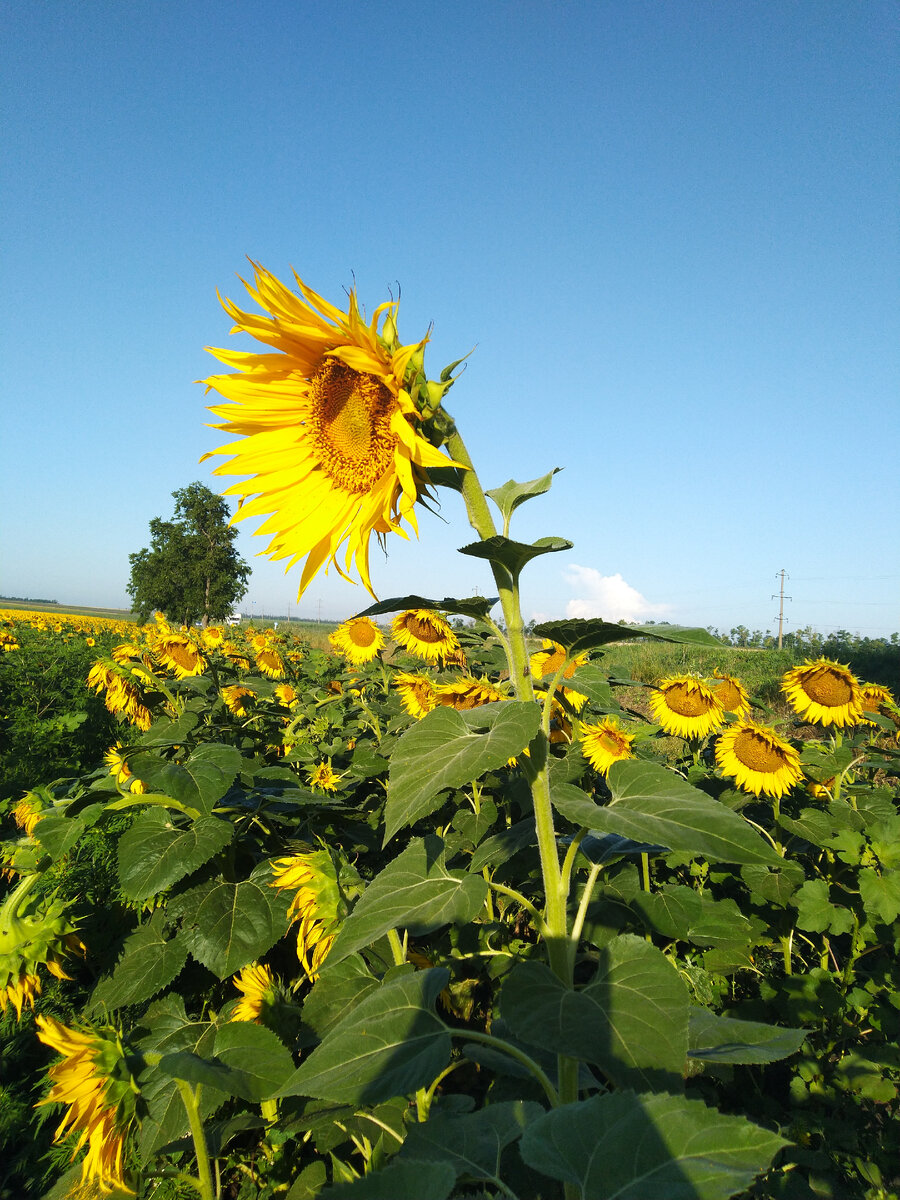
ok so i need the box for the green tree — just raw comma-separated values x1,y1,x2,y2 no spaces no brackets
127,482,250,626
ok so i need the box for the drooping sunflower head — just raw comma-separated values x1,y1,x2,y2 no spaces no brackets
530,639,587,682
229,962,284,1024
581,717,636,776
12,792,44,837
329,616,385,666
151,632,207,679
104,745,147,795
435,676,505,712
391,609,460,663
35,1015,138,1195
255,645,286,679
203,263,463,599
715,720,802,799
393,671,438,719
87,660,154,730
649,674,725,740
274,683,300,710
707,669,751,718
270,848,363,980
856,682,897,727
221,685,256,716
781,658,863,728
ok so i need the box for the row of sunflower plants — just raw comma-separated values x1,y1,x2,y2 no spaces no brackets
2,263,899,1200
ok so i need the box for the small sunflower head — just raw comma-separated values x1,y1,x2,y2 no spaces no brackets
222,685,256,716
434,676,505,712
530,639,586,682
307,760,342,792
104,745,147,794
393,671,438,719
715,720,802,799
255,645,286,679
781,658,863,727
274,683,300,710
329,616,386,666
151,631,207,679
707,669,751,718
856,682,897,728
391,609,460,664
649,674,725,740
581,716,636,776
12,792,45,837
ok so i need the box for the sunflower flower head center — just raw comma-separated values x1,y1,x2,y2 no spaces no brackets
711,678,743,711
309,359,396,493
803,669,853,707
347,618,378,647
664,682,716,717
406,615,446,644
732,728,790,774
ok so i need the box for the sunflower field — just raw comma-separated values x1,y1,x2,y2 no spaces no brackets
2,268,900,1200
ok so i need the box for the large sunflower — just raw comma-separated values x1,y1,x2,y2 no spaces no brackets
329,616,385,665
781,658,863,727
649,675,725,740
715,720,802,799
391,609,460,663
203,263,461,598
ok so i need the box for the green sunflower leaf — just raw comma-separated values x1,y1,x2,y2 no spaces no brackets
552,761,784,866
89,913,188,1013
129,742,244,816
384,701,541,844
170,863,290,979
117,808,234,900
158,1022,295,1102
485,468,562,525
328,835,488,965
355,594,499,620
397,1100,543,1182
533,618,722,655
688,1008,806,1064
500,937,689,1091
279,968,452,1105
315,1159,456,1200
458,535,573,577
519,1090,788,1199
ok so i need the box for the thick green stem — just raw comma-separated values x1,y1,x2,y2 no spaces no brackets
443,418,576,1113
386,927,406,967
175,1080,216,1200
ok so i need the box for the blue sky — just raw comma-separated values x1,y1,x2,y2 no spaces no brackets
3,1,898,637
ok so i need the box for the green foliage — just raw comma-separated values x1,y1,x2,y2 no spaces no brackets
0,620,124,802
126,482,250,625
2,553,899,1199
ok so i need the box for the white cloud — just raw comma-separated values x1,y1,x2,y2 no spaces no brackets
563,565,671,623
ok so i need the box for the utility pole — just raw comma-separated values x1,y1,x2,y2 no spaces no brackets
772,569,792,649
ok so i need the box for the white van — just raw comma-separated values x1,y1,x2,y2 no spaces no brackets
225,612,242,627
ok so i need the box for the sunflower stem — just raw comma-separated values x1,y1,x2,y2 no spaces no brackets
175,1079,216,1200
386,927,406,967
442,419,575,1105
